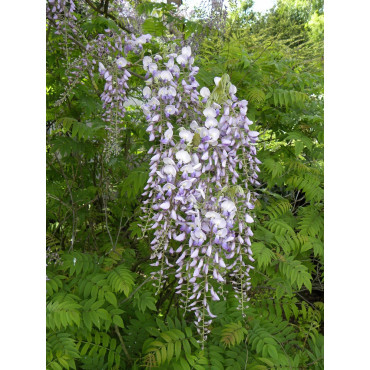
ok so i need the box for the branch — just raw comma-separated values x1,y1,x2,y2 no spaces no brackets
114,325,132,361
104,0,109,17
84,0,131,33
53,155,77,251
102,184,115,248
48,17,147,82
119,276,152,305
126,68,147,81
306,357,324,367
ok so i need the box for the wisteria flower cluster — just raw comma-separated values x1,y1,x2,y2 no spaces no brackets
48,0,152,157
47,0,153,158
139,46,260,342
94,32,152,157
47,0,77,34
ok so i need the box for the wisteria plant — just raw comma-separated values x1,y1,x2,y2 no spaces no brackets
46,1,324,369
47,3,261,342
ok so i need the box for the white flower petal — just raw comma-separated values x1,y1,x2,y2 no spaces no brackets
229,84,237,94
148,63,158,72
190,121,199,131
164,128,173,140
149,97,160,106
205,211,220,219
248,131,259,138
116,57,128,68
143,86,151,98
160,201,170,210
200,87,210,98
213,217,226,228
165,105,176,115
182,46,192,57
168,86,177,97
205,117,218,128
180,179,194,189
201,152,209,160
163,158,175,165
191,249,199,258
193,163,202,170
203,107,217,118
245,214,254,223
179,129,194,143
163,182,176,190
170,209,177,220
158,87,168,97
176,55,187,65
208,128,220,141
198,127,209,138
98,62,106,72
160,70,173,81
221,200,236,212
217,228,228,238
163,165,177,176
181,164,195,174
176,150,192,163
174,233,186,241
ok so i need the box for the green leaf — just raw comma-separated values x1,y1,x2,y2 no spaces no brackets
182,339,191,354
142,18,167,36
175,340,182,360
105,291,117,307
251,242,274,268
97,308,111,321
180,357,191,370
113,315,124,328
295,140,304,156
167,341,174,363
161,344,167,364
49,362,63,370
258,357,275,367
83,311,92,331
57,357,69,369
267,344,278,360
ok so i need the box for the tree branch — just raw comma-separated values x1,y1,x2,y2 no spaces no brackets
53,155,77,251
104,0,109,17
119,276,152,305
126,68,147,81
84,0,131,33
48,17,147,82
114,325,132,361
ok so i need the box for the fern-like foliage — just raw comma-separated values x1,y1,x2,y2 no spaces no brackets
47,333,80,370
251,242,275,268
220,322,248,348
107,265,135,297
46,252,136,369
142,318,207,369
273,89,308,108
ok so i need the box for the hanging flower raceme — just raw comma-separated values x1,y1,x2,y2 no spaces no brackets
90,31,152,158
46,0,77,35
140,45,260,344
47,0,152,158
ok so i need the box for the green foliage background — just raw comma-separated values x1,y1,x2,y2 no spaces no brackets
46,1,323,368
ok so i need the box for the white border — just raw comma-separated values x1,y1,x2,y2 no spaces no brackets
0,0,45,367
2,0,370,367
325,0,370,367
